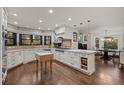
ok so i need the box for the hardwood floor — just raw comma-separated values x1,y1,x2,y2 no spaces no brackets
5,57,124,85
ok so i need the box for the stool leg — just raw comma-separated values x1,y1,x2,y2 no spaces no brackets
45,62,47,74
40,62,43,79
36,60,38,76
50,60,52,72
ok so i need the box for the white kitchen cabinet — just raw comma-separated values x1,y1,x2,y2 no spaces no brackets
54,49,95,75
7,48,52,69
7,51,23,69
54,51,80,68
68,52,80,68
120,51,124,68
23,50,36,64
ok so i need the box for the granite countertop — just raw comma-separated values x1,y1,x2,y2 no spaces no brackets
67,49,96,54
55,48,96,54
7,47,52,52
7,47,96,54
7,49,23,52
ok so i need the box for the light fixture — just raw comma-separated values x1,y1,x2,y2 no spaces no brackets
55,24,58,27
13,13,17,16
39,20,43,23
38,27,41,29
48,28,50,30
68,18,72,21
14,21,18,24
80,23,83,25
49,9,53,14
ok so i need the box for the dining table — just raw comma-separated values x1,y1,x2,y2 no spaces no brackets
97,49,120,60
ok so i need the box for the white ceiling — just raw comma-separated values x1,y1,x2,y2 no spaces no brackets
6,7,124,31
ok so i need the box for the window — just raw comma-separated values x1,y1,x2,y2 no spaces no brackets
104,37,118,49
6,32,17,46
19,34,33,45
44,36,51,45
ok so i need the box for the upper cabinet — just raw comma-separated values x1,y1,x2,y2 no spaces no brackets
95,37,100,49
19,34,33,45
44,36,51,45
33,35,42,45
6,32,17,46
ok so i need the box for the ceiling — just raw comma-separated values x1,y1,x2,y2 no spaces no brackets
6,7,124,31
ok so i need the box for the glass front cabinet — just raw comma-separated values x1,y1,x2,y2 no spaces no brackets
19,34,33,45
6,31,17,46
33,35,42,45
44,36,51,45
5,32,51,46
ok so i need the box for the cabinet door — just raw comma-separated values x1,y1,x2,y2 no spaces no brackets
54,51,59,60
7,53,13,69
23,51,29,63
14,51,23,65
7,51,23,69
23,50,35,64
7,52,17,69
120,52,124,64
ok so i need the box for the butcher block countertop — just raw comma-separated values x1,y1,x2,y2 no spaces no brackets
35,52,53,56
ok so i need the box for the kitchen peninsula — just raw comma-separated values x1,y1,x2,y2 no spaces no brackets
7,47,96,75
52,48,95,75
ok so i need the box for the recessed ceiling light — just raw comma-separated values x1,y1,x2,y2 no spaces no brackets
55,24,58,27
48,28,50,30
13,13,17,16
87,20,91,23
39,20,43,23
68,18,72,21
14,21,18,24
38,27,41,29
49,9,53,14
80,23,83,25
73,25,77,27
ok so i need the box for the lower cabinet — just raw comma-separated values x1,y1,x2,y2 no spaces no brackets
55,51,80,69
23,50,36,64
54,50,95,75
7,51,23,69
7,48,43,69
120,51,124,68
120,51,124,64
7,49,36,69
